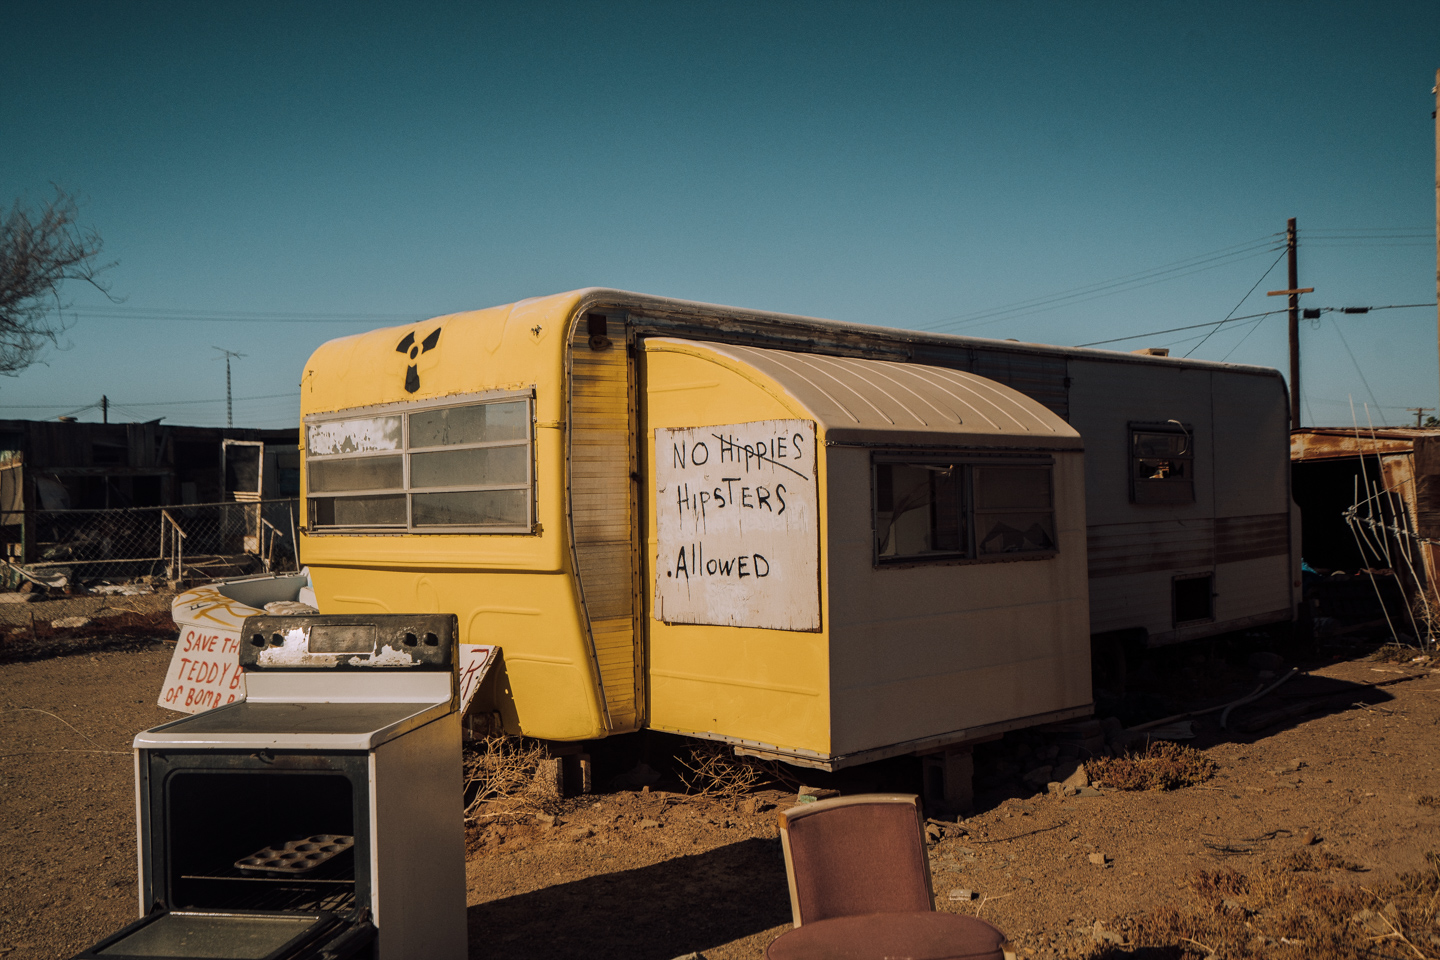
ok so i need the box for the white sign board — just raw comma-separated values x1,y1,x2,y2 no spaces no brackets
654,419,820,631
160,585,259,713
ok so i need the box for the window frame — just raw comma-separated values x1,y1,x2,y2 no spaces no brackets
1172,573,1215,625
303,388,536,535
1129,421,1196,505
871,451,1057,568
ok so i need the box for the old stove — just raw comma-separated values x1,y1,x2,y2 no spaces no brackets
74,614,466,960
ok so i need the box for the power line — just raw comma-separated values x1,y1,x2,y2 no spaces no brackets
919,234,1282,333
1329,317,1385,425
117,391,300,407
1219,314,1272,362
0,391,299,410
1073,309,1288,348
1183,249,1289,358
1073,301,1438,350
66,306,426,324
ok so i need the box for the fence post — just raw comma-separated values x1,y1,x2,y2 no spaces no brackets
21,472,35,565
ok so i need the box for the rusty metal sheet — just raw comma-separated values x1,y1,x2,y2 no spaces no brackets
1290,429,1416,461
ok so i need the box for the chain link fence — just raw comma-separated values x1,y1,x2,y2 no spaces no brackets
26,499,301,581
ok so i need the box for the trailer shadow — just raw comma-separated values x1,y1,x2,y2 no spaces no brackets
1195,667,1401,743
967,655,1410,814
466,837,791,960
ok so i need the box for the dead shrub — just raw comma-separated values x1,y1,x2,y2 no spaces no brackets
1368,642,1426,664
1088,740,1217,791
1418,795,1439,809
462,735,558,821
1280,850,1367,873
1189,868,1249,899
675,742,767,801
1091,851,1440,960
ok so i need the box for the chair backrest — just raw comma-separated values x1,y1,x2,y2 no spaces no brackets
777,794,935,927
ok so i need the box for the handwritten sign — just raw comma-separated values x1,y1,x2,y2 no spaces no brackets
654,419,819,631
459,644,499,714
159,584,260,713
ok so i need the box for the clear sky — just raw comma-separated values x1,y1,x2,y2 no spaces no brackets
3,1,1437,429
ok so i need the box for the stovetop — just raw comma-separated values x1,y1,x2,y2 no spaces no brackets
136,699,452,751
136,666,456,751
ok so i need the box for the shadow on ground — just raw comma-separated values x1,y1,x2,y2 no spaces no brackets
467,837,791,960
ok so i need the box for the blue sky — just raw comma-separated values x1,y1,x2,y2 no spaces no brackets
2,1,1437,428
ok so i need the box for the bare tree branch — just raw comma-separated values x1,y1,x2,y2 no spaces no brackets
0,187,117,375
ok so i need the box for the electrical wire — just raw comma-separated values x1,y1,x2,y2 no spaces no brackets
1072,308,1287,348
1075,301,1438,350
920,234,1282,333
1329,318,1386,426
0,391,299,411
66,306,424,324
1219,313,1271,362
116,391,300,408
1183,249,1289,358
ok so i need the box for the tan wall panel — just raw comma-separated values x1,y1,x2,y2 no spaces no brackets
825,448,1092,756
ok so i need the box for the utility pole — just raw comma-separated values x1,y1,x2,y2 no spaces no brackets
101,395,107,424
1409,407,1434,428
1267,218,1313,431
1434,69,1439,420
212,348,246,428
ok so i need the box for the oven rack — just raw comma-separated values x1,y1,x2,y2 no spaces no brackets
179,853,358,912
176,877,358,913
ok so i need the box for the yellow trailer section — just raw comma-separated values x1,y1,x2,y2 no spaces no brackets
298,289,1093,769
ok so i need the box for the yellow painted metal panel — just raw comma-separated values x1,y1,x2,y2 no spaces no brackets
642,344,832,754
298,292,610,741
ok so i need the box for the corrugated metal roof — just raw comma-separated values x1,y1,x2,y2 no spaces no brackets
647,339,1081,449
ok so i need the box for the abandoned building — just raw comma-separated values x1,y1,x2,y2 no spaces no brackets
0,419,298,567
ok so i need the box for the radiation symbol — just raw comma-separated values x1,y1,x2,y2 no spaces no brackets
396,327,441,393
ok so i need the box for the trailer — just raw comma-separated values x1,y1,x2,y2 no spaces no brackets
295,288,1296,775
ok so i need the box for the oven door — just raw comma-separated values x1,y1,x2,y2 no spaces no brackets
70,907,376,960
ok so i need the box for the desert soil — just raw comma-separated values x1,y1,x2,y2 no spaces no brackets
1,639,1437,960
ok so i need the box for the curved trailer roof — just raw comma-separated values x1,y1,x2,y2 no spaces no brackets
648,338,1082,450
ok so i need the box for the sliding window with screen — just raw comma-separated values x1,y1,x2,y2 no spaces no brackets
1130,422,1194,505
305,392,534,533
873,455,1055,565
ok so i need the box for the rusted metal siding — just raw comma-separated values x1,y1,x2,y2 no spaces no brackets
567,319,639,731
971,349,1070,421
1414,435,1440,538
1215,514,1290,564
1087,520,1215,578
906,344,1071,421
1291,428,1422,461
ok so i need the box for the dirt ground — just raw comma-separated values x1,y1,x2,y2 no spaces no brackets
2,637,1438,959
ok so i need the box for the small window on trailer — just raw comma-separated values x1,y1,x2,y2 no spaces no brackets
1130,422,1194,504
873,455,1056,564
1173,573,1214,624
304,391,534,533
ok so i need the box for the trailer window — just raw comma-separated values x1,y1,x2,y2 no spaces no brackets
973,465,1055,556
305,395,533,533
874,458,1054,564
1131,424,1194,504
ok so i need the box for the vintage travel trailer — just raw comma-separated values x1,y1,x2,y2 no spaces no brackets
296,289,1296,771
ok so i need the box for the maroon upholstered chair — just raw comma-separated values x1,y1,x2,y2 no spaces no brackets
778,794,936,926
773,794,1009,960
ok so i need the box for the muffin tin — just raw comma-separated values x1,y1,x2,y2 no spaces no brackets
235,835,354,875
